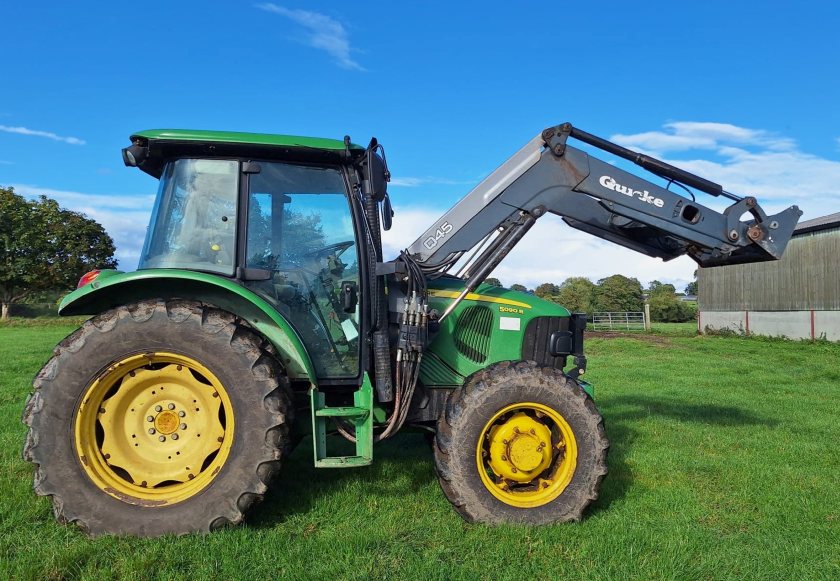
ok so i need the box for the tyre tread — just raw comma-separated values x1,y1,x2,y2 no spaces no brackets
21,299,293,536
433,360,609,525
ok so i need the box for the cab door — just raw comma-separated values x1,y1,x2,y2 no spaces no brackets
243,162,362,381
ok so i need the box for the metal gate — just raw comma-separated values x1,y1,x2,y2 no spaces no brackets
590,312,646,331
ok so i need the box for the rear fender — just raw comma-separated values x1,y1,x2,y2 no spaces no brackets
60,269,316,382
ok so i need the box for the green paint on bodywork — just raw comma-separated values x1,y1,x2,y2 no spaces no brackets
60,269,316,382
133,129,363,151
421,279,572,388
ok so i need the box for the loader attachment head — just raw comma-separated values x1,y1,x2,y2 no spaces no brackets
694,202,802,267
545,123,803,269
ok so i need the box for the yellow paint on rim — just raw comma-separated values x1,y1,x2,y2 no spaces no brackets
74,352,234,506
476,402,577,508
428,289,532,309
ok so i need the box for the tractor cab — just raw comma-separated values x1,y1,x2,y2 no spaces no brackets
124,129,387,383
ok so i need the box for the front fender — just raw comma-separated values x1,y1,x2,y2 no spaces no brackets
60,269,316,382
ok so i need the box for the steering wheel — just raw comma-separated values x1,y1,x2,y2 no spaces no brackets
303,240,355,260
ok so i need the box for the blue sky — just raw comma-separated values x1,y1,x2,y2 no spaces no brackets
2,1,839,291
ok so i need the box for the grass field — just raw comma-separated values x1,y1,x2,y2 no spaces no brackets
1,322,838,580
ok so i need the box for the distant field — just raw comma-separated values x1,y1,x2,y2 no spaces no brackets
1,322,837,579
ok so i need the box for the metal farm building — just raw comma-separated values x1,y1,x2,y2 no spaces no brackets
698,212,840,340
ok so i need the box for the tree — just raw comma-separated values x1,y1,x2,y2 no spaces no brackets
0,187,117,319
685,270,698,296
510,283,528,293
556,277,596,313
594,275,644,312
534,282,560,300
646,280,694,322
484,277,502,287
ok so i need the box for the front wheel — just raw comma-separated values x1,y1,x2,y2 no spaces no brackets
22,300,292,536
434,361,608,524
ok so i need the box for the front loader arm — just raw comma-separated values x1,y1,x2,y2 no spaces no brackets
407,123,801,274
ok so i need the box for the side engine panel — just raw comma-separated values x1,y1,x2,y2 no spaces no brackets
419,281,575,389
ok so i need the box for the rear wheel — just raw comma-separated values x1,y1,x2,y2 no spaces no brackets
434,361,608,524
22,299,292,536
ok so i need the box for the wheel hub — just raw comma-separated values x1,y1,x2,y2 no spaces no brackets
154,410,180,435
476,402,578,509
488,412,553,482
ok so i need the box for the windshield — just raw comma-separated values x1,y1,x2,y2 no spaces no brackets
139,159,239,275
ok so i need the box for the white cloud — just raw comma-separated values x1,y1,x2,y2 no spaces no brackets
611,121,795,154
256,4,365,71
389,176,475,188
0,125,85,145
389,177,427,188
609,121,840,219
381,207,443,258
11,184,155,210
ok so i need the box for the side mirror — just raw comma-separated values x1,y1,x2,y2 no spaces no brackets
381,194,394,231
361,139,390,202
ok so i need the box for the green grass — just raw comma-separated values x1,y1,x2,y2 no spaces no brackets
2,323,838,580
649,321,698,336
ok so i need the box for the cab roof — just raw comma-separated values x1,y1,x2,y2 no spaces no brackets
132,129,364,151
129,129,365,178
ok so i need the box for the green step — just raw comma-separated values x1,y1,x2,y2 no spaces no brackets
316,456,370,467
314,406,369,418
310,375,373,468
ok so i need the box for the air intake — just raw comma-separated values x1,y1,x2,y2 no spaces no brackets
454,306,493,363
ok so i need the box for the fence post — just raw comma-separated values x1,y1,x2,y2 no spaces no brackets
644,303,651,331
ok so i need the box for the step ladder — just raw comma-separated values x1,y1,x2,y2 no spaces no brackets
310,375,373,467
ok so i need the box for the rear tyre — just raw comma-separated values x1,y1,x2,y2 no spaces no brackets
22,299,292,536
434,361,608,524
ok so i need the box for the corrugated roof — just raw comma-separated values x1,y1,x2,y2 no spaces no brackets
793,212,840,235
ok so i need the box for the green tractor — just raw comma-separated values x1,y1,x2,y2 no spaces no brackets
22,125,800,535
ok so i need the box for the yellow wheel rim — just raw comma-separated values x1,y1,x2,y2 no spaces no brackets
74,352,234,506
476,402,577,508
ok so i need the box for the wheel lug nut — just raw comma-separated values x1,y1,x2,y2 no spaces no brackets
147,416,154,422
530,428,536,435
168,403,175,410
179,411,186,417
148,428,156,434
180,424,187,430
155,405,162,412
171,434,179,441
159,435,166,442
501,455,508,461
511,467,518,473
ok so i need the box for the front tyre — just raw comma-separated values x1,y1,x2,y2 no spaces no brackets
22,300,292,536
434,361,608,524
